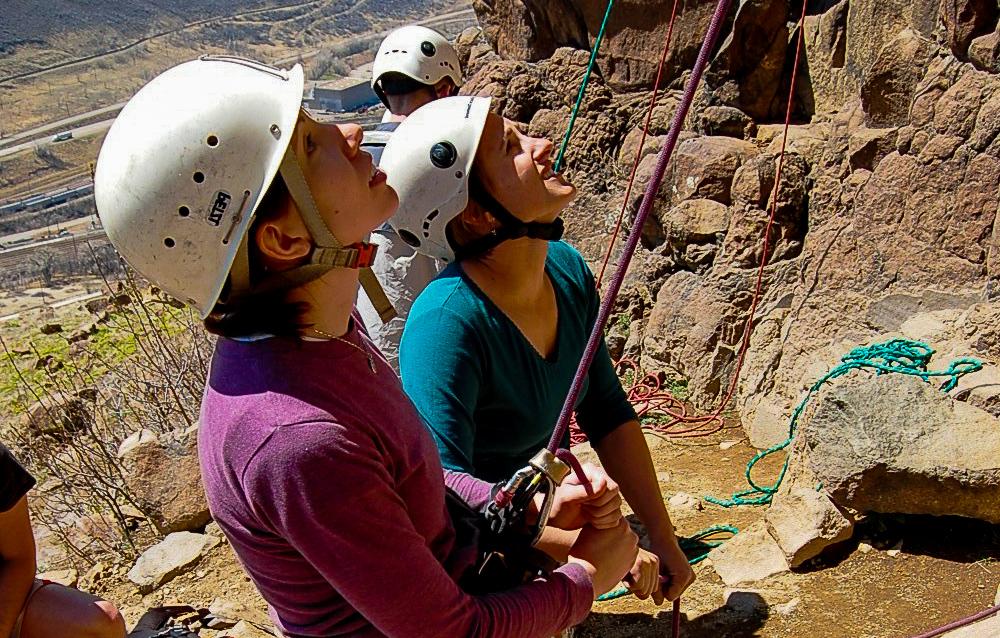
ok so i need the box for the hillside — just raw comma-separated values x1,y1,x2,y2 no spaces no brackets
0,0,465,80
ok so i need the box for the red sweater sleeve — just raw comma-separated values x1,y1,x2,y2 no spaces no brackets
245,423,593,638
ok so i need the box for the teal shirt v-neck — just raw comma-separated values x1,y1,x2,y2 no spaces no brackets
399,241,636,483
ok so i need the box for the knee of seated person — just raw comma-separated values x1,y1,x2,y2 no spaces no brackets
87,600,126,638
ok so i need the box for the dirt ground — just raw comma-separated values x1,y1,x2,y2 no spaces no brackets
85,424,999,638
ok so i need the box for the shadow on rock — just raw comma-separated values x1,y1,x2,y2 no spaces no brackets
579,592,769,638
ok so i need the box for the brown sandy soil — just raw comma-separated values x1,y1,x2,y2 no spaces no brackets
82,425,999,638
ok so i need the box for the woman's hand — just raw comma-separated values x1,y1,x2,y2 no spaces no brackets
546,463,623,531
567,520,639,599
625,548,664,603
651,536,696,601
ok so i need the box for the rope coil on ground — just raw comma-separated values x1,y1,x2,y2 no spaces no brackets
704,338,983,508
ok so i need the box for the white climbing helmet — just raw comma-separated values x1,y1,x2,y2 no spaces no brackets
95,56,395,321
371,25,462,109
95,56,304,317
379,95,491,262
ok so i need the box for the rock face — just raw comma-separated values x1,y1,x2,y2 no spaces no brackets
123,437,211,535
473,0,727,91
787,374,1000,524
127,532,219,594
468,1,1000,530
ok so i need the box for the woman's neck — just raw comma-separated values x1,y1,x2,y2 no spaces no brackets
288,268,361,337
462,238,550,304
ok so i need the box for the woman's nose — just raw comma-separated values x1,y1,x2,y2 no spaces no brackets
530,136,553,162
337,123,364,155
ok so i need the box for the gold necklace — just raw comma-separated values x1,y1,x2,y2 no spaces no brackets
309,327,377,374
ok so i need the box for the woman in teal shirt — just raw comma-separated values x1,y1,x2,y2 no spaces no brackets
383,96,696,605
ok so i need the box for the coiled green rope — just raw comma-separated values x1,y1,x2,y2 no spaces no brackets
705,338,983,508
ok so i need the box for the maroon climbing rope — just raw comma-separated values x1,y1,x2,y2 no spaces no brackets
546,0,736,451
580,0,812,445
909,603,1000,638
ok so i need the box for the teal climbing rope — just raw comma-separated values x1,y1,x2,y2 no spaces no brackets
596,524,739,602
553,0,616,173
705,338,983,508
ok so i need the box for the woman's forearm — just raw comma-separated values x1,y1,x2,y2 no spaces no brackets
593,420,677,547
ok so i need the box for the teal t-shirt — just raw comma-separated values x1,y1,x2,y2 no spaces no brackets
399,241,637,483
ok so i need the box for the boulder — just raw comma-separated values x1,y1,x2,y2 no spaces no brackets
786,374,1000,524
848,127,899,171
117,429,158,459
658,136,758,208
801,0,855,115
22,393,93,440
940,0,999,60
696,106,756,139
123,437,211,535
706,0,792,121
127,532,219,594
969,28,1000,72
36,568,78,587
860,29,937,128
40,323,62,335
473,0,728,91
708,521,789,586
765,486,854,568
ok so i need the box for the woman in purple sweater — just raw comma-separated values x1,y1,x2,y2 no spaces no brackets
94,57,638,637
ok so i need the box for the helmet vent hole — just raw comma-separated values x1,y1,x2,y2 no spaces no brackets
164,237,176,248
427,210,439,221
206,135,219,147
455,170,463,179
178,206,190,217
193,171,205,184
421,41,436,57
430,142,457,169
398,229,422,248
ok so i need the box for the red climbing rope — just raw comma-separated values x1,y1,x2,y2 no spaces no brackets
570,359,727,446
584,0,811,444
595,0,682,288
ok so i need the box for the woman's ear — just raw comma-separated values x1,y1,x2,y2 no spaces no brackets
446,200,498,252
254,202,312,270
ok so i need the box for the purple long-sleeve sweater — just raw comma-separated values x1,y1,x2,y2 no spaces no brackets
198,319,593,638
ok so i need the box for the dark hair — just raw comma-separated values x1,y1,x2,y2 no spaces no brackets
377,72,437,98
445,167,499,261
203,175,310,339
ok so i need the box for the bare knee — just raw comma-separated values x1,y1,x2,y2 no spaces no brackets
22,585,126,638
89,600,126,638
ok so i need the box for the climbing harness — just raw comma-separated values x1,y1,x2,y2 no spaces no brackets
705,338,982,507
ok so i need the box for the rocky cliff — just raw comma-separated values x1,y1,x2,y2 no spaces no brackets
464,0,1000,449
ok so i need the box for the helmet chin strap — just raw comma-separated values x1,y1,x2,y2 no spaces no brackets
227,145,397,323
451,172,565,261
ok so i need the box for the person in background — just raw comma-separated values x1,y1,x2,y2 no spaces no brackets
357,25,463,370
0,442,126,638
94,56,639,637
384,96,698,606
